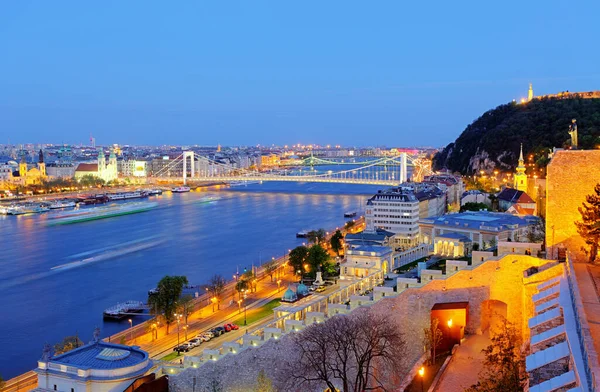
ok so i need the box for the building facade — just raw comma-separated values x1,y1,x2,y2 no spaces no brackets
34,341,153,392
74,150,118,183
365,189,420,247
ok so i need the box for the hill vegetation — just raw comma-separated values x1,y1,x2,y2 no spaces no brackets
433,97,600,174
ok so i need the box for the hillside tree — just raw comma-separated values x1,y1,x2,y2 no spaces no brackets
148,275,188,333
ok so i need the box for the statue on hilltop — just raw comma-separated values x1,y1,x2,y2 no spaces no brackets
568,119,578,149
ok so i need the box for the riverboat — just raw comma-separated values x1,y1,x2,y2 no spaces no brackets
171,186,191,193
344,211,357,218
103,300,146,320
147,189,163,195
48,200,77,209
106,191,148,201
47,201,158,225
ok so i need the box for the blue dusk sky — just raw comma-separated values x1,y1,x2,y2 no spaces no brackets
1,1,599,147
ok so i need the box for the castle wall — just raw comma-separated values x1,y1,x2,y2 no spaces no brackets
546,150,600,262
368,255,561,371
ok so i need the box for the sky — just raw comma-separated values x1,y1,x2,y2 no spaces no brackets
1,1,600,147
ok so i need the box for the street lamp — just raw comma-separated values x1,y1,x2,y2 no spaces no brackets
243,291,248,326
128,319,133,341
418,366,425,392
277,279,282,292
211,297,217,312
183,325,188,341
237,299,242,313
176,314,182,354
152,323,157,341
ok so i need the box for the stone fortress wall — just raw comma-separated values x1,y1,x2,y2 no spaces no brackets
546,150,600,262
535,90,600,100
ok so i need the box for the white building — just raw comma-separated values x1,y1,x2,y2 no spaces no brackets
119,159,147,178
0,163,14,180
34,341,153,392
340,245,393,278
365,189,420,247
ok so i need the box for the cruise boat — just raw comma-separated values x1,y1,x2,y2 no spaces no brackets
106,191,148,201
344,211,357,218
171,186,191,193
48,200,77,209
5,205,26,215
103,300,146,320
48,201,158,225
147,189,163,196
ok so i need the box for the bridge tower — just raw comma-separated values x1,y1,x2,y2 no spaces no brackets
182,151,195,185
400,152,407,183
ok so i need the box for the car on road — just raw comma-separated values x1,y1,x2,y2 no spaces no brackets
315,286,326,293
214,326,226,335
188,338,202,347
173,343,191,353
224,323,239,332
209,328,224,337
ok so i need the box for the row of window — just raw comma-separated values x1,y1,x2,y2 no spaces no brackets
374,208,417,213
372,202,417,207
373,214,417,219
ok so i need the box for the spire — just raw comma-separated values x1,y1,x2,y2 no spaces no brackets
20,152,26,164
38,149,44,163
519,143,524,163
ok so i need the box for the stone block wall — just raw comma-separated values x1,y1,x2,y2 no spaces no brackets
531,332,567,354
528,356,570,386
546,150,600,262
530,313,564,336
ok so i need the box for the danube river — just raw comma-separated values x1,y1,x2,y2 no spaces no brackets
0,181,383,378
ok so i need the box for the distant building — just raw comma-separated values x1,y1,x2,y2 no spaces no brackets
260,153,280,167
118,159,147,178
460,190,491,207
34,341,153,392
11,150,47,185
420,210,539,254
75,150,118,183
497,187,536,215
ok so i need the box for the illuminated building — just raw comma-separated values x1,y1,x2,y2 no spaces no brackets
10,150,47,185
365,189,420,247
513,144,528,192
74,149,118,182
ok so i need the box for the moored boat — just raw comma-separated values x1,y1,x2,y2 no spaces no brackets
106,191,148,201
48,200,77,209
147,189,163,195
296,230,308,238
344,211,357,218
103,300,146,320
171,186,191,193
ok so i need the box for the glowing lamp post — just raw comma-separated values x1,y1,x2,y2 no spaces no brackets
418,366,425,392
277,279,282,292
128,319,133,341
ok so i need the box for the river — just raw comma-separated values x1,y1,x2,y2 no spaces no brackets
0,180,385,378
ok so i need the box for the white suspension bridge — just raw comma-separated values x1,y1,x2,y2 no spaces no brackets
150,151,433,186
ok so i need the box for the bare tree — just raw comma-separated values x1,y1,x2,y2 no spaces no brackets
423,318,443,365
263,259,278,282
208,274,227,310
283,310,406,392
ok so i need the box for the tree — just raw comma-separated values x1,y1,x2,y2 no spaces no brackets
208,274,226,310
254,369,275,392
54,335,84,355
283,309,406,392
423,318,443,365
289,246,309,274
330,230,344,256
526,216,546,244
263,259,278,282
575,183,600,263
460,202,489,212
77,174,105,187
178,295,194,324
235,279,249,300
0,374,4,389
466,318,526,392
307,228,327,244
306,244,330,277
147,275,188,333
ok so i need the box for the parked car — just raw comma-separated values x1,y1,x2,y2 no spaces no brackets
173,344,191,353
188,338,202,347
214,326,226,335
224,323,239,332
315,286,326,293
196,333,211,342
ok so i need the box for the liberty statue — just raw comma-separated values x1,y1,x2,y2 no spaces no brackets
568,119,578,149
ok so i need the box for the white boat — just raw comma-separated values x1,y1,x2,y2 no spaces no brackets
103,300,146,320
106,191,147,201
171,186,191,193
6,206,26,215
49,200,77,209
48,201,158,225
147,189,163,195
344,211,357,218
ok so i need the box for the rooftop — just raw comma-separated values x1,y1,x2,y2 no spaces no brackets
422,211,537,231
48,341,148,370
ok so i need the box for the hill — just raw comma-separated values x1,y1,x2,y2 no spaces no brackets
432,97,600,174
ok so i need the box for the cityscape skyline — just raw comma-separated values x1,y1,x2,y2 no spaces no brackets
2,2,600,146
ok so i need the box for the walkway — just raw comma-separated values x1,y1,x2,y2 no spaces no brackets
433,333,491,392
572,263,600,380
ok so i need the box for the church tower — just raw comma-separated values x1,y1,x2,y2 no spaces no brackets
513,144,528,192
98,150,106,178
19,152,28,178
38,149,46,177
528,83,534,102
